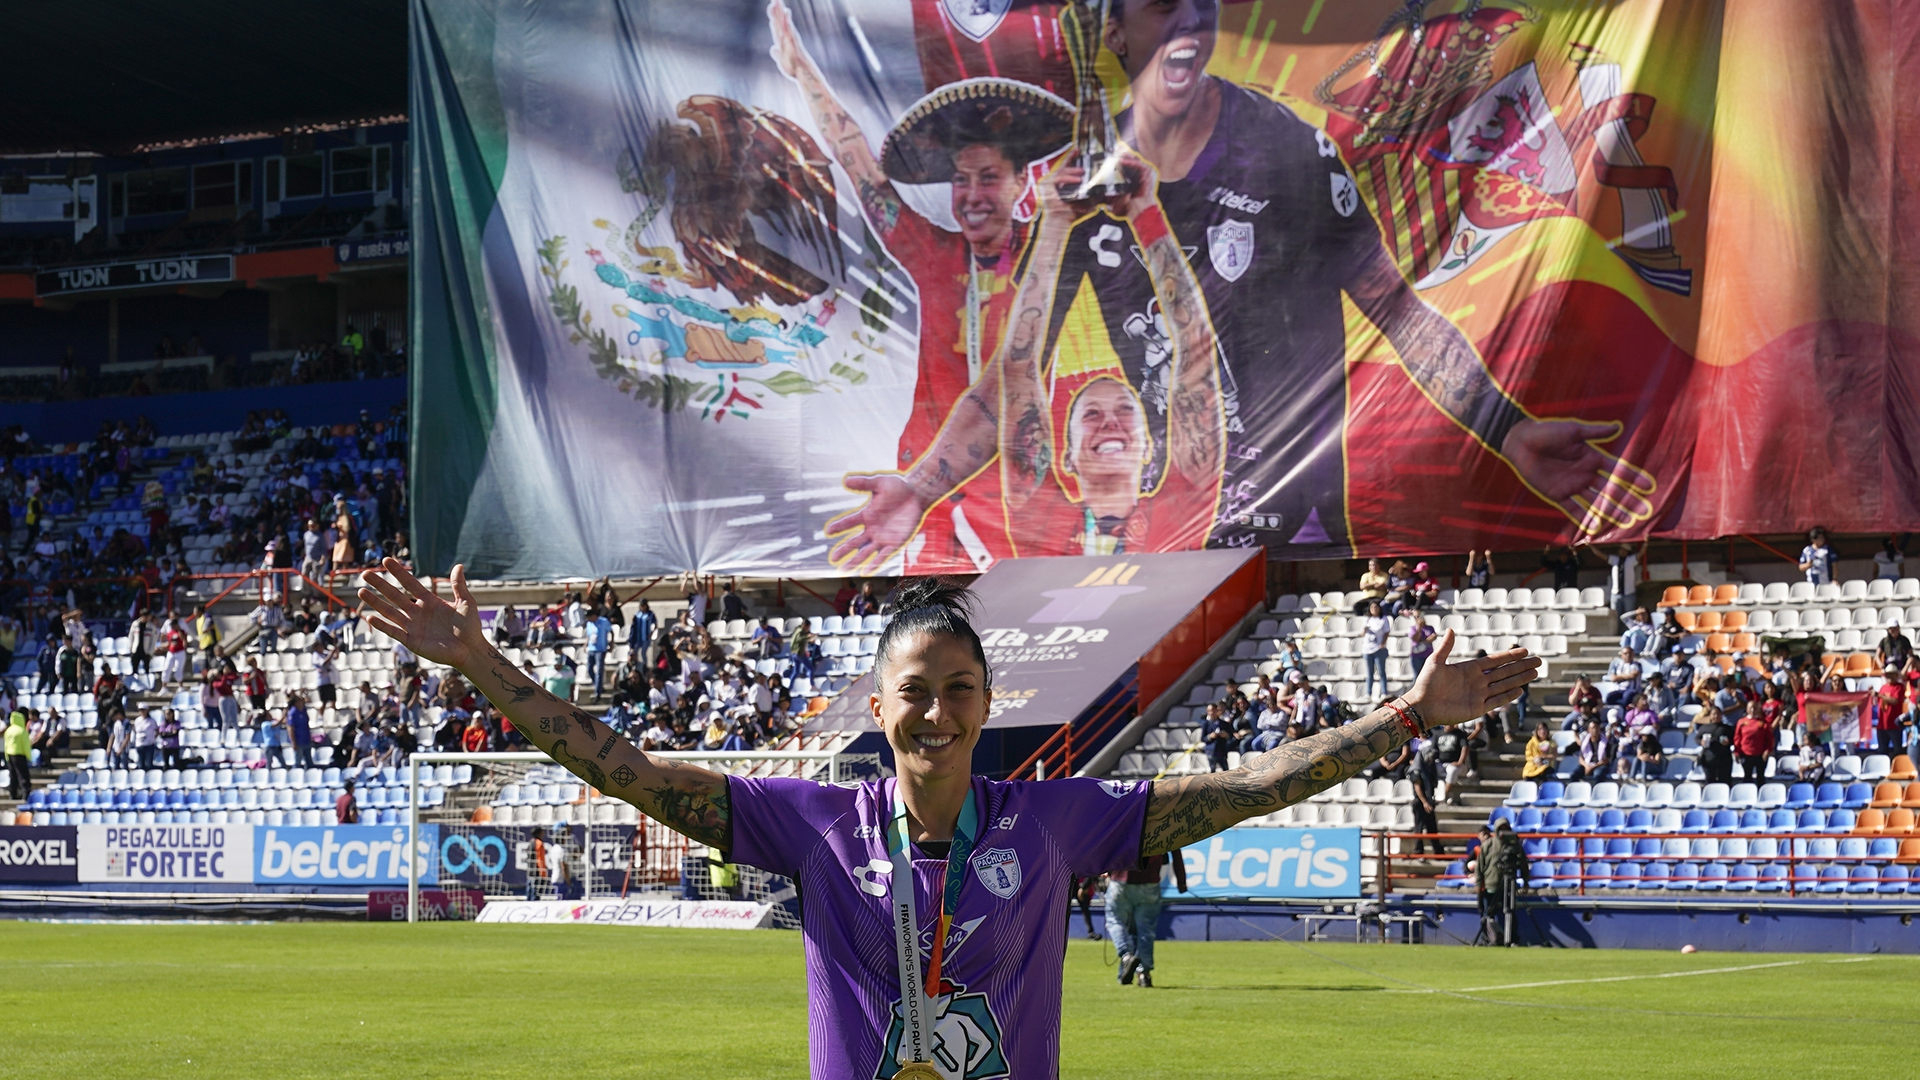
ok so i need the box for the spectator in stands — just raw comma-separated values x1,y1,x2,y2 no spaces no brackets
1353,558,1389,614
1464,549,1494,590
336,779,360,825
630,599,657,669
240,658,267,712
192,604,220,675
1693,705,1734,784
1880,620,1912,674
1571,719,1611,781
585,606,613,701
1521,723,1558,781
1618,608,1653,657
104,707,131,769
1432,720,1476,806
1733,700,1775,780
1540,544,1582,589
1875,537,1907,580
251,598,287,652
286,692,314,769
313,638,341,709
1641,671,1679,729
1361,601,1391,701
33,635,55,693
1798,526,1835,584
493,604,526,647
850,582,879,618
3,710,28,799
1381,560,1417,615
1565,674,1600,728
1201,702,1235,772
721,583,748,622
1607,544,1640,617
1615,694,1659,778
161,617,189,686
128,707,157,771
28,708,67,768
55,635,79,695
1601,648,1644,707
1407,611,1436,683
1409,740,1444,854
544,655,578,703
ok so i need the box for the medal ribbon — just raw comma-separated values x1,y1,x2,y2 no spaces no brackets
885,781,979,1064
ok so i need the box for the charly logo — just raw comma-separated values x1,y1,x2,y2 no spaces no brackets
876,980,1009,1080
969,847,1021,899
1099,779,1135,800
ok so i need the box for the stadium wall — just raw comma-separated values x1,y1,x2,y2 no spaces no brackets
0,375,406,443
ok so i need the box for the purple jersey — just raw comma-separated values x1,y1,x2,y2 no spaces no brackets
727,774,1149,1079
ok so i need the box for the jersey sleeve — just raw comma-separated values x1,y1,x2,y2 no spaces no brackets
1030,776,1151,877
724,775,852,879
1272,102,1390,287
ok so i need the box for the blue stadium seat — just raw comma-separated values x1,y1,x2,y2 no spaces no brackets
1726,863,1759,892
1846,866,1879,894
1527,861,1556,890
1668,863,1701,890
1580,837,1607,859
1755,864,1790,892
1878,865,1912,895
1534,781,1564,807
1605,838,1634,859
1570,809,1599,833
1814,865,1849,893
1541,809,1571,834
1812,783,1844,810
1794,809,1827,832
1822,810,1857,835
1869,838,1901,860
1638,862,1673,889
1613,863,1643,888
1698,863,1730,891
1586,862,1615,889
1436,861,1469,888
1707,810,1740,834
1841,783,1873,810
1597,809,1626,833
1738,809,1769,832
1679,810,1711,834
1783,783,1815,810
1837,837,1869,860
1522,838,1551,860
1549,838,1578,859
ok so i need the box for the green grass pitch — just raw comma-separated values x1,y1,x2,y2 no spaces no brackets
2,922,1910,1078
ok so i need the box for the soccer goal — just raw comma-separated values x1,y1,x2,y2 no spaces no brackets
404,743,873,923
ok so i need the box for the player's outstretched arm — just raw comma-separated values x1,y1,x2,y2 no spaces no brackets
1345,242,1656,534
1139,631,1538,853
767,0,901,236
357,558,731,849
996,169,1083,513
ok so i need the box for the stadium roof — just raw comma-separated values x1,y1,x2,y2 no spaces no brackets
1,1,407,155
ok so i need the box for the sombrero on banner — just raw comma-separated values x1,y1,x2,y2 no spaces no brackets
880,77,1074,184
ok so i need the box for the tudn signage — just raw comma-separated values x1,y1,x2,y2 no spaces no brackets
36,255,235,297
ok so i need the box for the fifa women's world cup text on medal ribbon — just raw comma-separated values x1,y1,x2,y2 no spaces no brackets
886,783,981,1073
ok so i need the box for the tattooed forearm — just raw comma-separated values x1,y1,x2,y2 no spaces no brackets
1346,243,1524,450
1141,710,1410,852
1139,230,1224,483
642,779,732,850
479,647,538,705
549,739,607,790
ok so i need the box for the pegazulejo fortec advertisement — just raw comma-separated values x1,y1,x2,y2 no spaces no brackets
14,825,445,886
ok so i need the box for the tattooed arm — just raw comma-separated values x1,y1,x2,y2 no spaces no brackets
1128,174,1223,488
357,560,732,850
991,171,1089,513
1140,629,1540,852
1344,241,1656,533
768,0,901,234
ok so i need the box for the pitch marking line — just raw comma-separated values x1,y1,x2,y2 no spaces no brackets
1387,956,1877,994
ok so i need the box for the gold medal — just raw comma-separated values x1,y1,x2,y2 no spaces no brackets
895,1063,944,1080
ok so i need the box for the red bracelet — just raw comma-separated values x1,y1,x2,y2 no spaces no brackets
1132,204,1171,249
1385,698,1422,741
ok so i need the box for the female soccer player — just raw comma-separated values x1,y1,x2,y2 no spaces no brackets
358,560,1536,1078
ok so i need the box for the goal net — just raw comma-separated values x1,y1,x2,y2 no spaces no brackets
404,741,877,924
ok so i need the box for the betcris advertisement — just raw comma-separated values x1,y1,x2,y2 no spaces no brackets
253,825,439,886
1172,828,1363,900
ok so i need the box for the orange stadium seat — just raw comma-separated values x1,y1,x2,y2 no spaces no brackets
1902,783,1920,809
1891,757,1919,782
1694,611,1724,633
1687,585,1713,605
1855,809,1886,834
1659,586,1688,607
468,806,494,824
1705,633,1732,653
1713,656,1736,674
1720,610,1747,632
1730,632,1757,652
1843,653,1877,676
1673,611,1698,631
1900,838,1920,863
1871,783,1904,808
1886,809,1918,837
1712,584,1740,605
1742,654,1766,674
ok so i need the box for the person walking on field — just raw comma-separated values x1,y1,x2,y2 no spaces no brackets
1475,817,1527,946
1107,849,1187,988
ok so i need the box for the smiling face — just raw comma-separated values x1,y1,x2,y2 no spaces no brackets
1107,0,1219,123
1065,376,1151,489
950,143,1023,257
869,630,991,784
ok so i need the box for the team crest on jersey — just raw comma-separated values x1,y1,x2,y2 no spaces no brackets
970,847,1022,898
1207,219,1255,283
877,980,1009,1080
1100,779,1135,799
1329,173,1360,217
942,0,1011,42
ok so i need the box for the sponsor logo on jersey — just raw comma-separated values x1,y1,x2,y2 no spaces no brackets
1206,219,1255,283
1205,186,1270,214
1329,173,1360,217
969,846,1022,899
1100,779,1136,799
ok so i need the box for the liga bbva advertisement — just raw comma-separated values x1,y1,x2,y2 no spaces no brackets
410,0,1920,579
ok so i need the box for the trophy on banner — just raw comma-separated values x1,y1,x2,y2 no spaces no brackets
1059,0,1133,201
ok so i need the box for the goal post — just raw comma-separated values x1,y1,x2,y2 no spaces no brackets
405,747,859,923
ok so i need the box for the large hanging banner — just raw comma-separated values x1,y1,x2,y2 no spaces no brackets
410,0,1920,578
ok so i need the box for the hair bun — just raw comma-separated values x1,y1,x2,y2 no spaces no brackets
885,577,977,618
